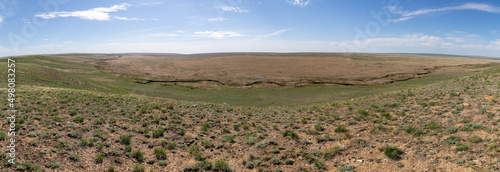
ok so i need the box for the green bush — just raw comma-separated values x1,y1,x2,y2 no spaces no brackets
74,116,84,123
334,125,347,133
167,142,177,150
270,157,280,165
133,165,145,172
469,135,483,143
96,154,105,163
323,146,342,159
69,153,81,161
107,166,115,172
152,129,164,138
45,162,60,169
282,130,299,140
159,160,168,167
120,134,132,145
380,146,403,160
132,150,145,162
213,160,230,171
314,124,325,131
155,148,167,160
456,143,470,152
201,123,209,131
95,117,106,125
338,165,355,172
404,126,424,136
16,162,41,171
0,131,7,141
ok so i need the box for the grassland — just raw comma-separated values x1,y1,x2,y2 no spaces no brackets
2,53,498,106
0,53,499,171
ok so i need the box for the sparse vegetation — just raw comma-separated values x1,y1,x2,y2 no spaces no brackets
2,54,500,171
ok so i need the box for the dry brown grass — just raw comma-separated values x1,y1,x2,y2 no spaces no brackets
103,53,497,88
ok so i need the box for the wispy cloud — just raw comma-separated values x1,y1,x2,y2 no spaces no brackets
0,15,3,24
138,2,163,6
193,31,243,39
331,34,500,52
208,17,227,22
144,33,178,38
332,34,445,48
219,6,249,13
387,3,500,22
253,29,291,40
114,16,146,21
288,0,310,7
35,3,134,21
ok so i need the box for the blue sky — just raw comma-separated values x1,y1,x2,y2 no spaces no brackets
0,0,500,57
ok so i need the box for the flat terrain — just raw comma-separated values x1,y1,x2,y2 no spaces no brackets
7,53,499,106
104,53,497,88
0,53,499,172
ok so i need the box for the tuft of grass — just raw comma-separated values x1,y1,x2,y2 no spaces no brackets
404,126,424,136
334,125,347,133
45,162,61,169
132,150,145,162
133,164,145,172
270,157,280,165
152,129,164,138
0,131,8,141
380,146,403,160
120,134,132,145
456,143,470,152
96,154,105,163
74,116,84,123
469,135,482,143
213,159,231,171
282,130,299,140
154,148,167,160
69,153,82,161
323,146,343,159
107,166,115,172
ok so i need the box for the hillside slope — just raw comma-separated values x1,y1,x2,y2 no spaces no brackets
0,71,499,171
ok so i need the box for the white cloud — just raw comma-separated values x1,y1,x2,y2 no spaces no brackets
219,6,249,13
445,37,466,43
114,16,146,21
289,0,310,7
138,2,163,6
0,15,3,23
193,31,243,39
35,3,131,21
144,33,178,37
331,34,500,54
331,34,445,49
208,17,227,22
486,39,500,50
253,29,291,40
390,16,413,22
388,3,500,22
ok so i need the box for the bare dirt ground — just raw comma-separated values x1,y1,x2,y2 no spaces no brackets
101,53,498,89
